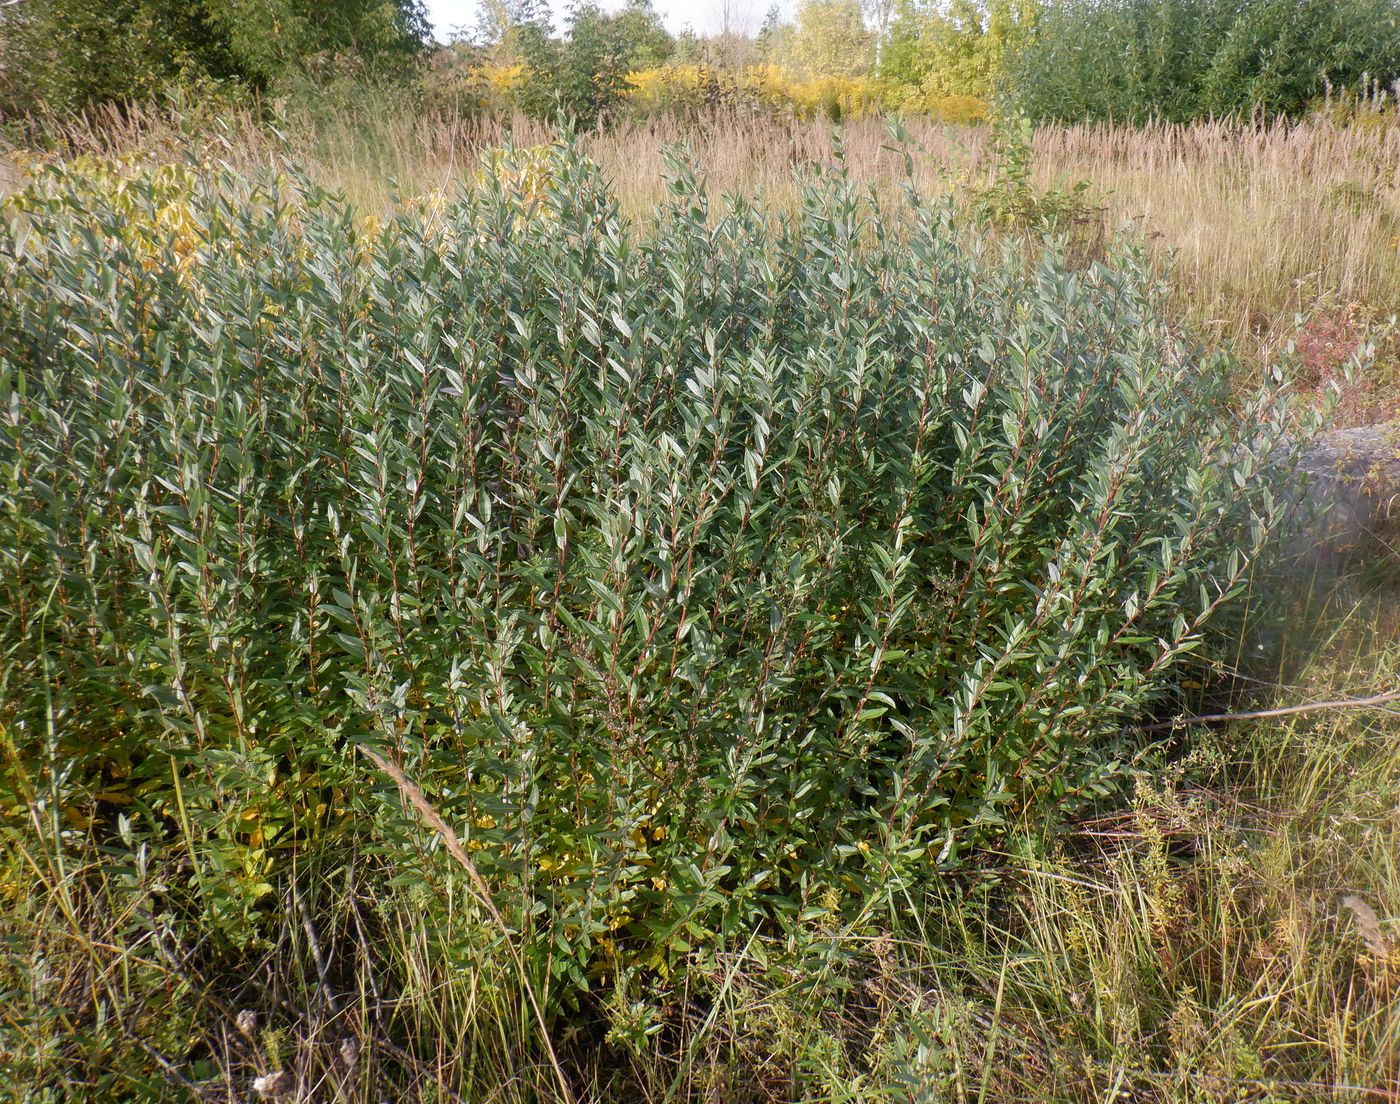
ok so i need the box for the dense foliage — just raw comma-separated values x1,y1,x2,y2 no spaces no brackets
0,0,430,117
878,0,1040,107
440,0,1400,125
8,0,1397,127
451,0,677,126
0,145,1299,1018
1006,0,1400,122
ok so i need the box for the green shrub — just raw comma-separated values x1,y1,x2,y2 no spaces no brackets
1007,0,1400,123
0,0,429,119
967,114,1098,234
0,144,1300,1017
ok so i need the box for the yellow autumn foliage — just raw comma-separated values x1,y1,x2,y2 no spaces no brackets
908,91,992,124
624,64,886,120
478,62,528,95
4,155,205,278
437,60,988,122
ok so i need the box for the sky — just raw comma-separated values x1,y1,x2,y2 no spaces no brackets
423,0,783,40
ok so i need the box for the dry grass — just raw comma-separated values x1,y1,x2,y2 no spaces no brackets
1037,118,1400,421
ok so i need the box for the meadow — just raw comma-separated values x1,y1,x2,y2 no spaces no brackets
1,104,1398,1104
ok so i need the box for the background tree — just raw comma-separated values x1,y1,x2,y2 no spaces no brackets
668,19,759,70
473,0,551,60
0,0,241,116
0,0,429,117
877,0,1038,103
1198,0,1400,117
782,0,873,79
606,0,675,68
755,4,787,61
507,0,673,125
877,0,932,93
713,0,756,36
204,0,429,84
556,1,632,125
1007,0,1400,122
863,0,899,57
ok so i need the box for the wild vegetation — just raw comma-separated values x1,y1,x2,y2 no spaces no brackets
1,114,1396,1104
0,0,430,120
6,0,1400,129
14,104,1396,418
1006,0,1400,123
1,2,1399,1103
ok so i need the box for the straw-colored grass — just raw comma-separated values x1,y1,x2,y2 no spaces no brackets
1036,119,1400,418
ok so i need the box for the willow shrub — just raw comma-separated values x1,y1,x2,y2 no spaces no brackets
0,145,1299,1006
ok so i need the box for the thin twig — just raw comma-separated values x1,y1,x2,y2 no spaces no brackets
123,1025,208,1098
1140,688,1400,732
293,879,340,1016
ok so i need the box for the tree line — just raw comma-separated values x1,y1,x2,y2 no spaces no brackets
3,0,1398,125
